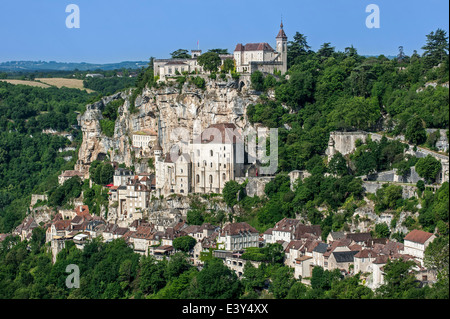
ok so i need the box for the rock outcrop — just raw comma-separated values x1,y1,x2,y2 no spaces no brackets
76,79,259,176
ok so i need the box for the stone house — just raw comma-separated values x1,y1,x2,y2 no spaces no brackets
132,129,158,158
58,170,84,185
326,231,345,244
328,250,359,273
312,242,329,268
294,255,314,279
402,229,436,266
13,217,38,241
354,249,378,274
234,22,287,75
217,222,259,251
113,168,134,187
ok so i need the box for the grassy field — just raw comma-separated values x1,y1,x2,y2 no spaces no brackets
0,79,51,88
1,77,94,92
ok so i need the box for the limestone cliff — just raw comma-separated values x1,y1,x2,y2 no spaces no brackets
76,78,259,175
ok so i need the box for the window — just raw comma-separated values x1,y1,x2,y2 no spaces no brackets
209,175,213,184
222,173,226,181
196,175,200,183
210,150,213,156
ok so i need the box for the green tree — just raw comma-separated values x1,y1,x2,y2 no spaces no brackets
197,52,221,73
170,49,191,59
376,258,419,298
189,258,242,299
374,222,391,238
328,152,348,176
186,209,204,225
250,71,265,91
269,266,296,299
421,29,449,67
405,117,426,145
172,236,196,253
415,155,442,183
222,180,245,208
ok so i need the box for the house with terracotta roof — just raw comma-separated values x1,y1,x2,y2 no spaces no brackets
13,217,38,241
402,229,436,265
217,222,259,251
58,170,84,185
354,249,378,274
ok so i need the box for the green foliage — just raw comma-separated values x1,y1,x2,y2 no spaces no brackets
188,258,242,299
170,49,191,59
172,236,196,252
83,77,135,96
197,52,221,73
241,243,284,263
418,182,448,233
48,176,83,208
0,81,92,232
405,117,427,145
90,161,114,185
374,184,403,212
374,222,391,238
250,71,265,91
186,209,204,225
415,154,442,183
99,119,115,137
375,258,420,298
222,180,246,208
191,76,205,89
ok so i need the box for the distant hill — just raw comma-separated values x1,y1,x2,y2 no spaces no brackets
0,60,149,72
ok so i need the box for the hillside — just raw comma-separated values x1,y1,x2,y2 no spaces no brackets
0,28,448,300
0,60,148,72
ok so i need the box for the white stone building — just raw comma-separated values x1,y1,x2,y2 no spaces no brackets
217,222,259,251
234,21,287,75
402,229,436,266
154,123,245,197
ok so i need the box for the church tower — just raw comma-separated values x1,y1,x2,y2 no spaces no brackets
276,20,288,74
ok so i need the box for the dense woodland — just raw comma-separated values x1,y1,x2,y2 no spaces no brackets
0,29,448,299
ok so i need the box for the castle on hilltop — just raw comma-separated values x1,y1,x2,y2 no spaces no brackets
153,21,288,80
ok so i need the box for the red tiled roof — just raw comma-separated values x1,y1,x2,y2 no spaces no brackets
221,222,258,236
234,42,275,52
404,229,434,244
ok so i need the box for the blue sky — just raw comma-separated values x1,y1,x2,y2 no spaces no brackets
0,0,448,63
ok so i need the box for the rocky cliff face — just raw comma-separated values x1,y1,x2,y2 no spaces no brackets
76,78,259,175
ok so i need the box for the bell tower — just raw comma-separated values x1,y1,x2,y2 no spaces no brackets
276,19,288,74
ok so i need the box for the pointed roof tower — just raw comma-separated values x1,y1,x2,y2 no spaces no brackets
276,19,287,39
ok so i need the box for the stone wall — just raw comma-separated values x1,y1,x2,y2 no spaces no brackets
326,131,368,160
362,181,419,199
235,176,275,197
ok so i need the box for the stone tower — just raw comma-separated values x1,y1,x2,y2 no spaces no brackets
276,20,288,74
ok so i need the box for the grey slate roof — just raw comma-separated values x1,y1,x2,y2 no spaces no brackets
313,242,329,254
332,250,358,263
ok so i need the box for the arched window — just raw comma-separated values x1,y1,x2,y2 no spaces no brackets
196,175,200,183
222,173,226,181
209,175,213,184
210,150,213,157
